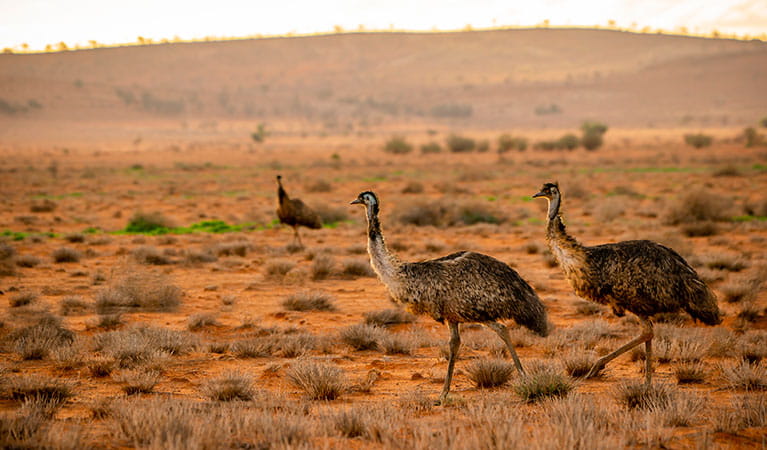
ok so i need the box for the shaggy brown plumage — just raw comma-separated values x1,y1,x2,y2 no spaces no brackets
533,182,721,385
276,175,322,247
351,191,548,404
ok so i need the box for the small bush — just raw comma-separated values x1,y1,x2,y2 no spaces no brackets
712,394,767,432
310,254,335,280
379,333,415,355
30,199,57,212
364,308,416,327
282,290,337,311
513,362,574,402
15,255,41,268
703,254,747,272
684,133,713,148
466,359,515,388
660,391,707,427
52,247,81,263
402,181,425,194
215,241,251,257
183,249,217,264
116,369,161,395
446,134,476,153
202,371,255,401
420,142,442,154
95,326,195,367
340,259,375,278
340,324,384,351
681,221,718,237
305,179,332,193
558,134,580,150
125,211,174,233
63,233,85,243
383,136,413,154
737,330,767,363
580,121,608,151
87,357,116,377
615,381,674,409
663,189,731,225
286,360,347,400
497,134,527,153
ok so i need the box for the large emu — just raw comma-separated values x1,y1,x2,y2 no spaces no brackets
532,182,721,385
276,175,322,247
351,191,548,404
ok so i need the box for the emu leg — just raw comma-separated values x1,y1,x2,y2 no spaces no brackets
438,321,461,405
645,338,653,386
293,226,303,247
484,321,526,376
584,319,654,380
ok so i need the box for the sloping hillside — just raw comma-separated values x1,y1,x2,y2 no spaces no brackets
0,28,765,142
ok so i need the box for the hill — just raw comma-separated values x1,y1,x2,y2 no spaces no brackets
0,28,766,144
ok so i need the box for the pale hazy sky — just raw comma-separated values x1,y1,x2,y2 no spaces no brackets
1,0,765,51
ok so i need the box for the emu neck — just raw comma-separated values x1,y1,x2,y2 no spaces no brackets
365,204,400,285
545,196,585,273
277,182,289,203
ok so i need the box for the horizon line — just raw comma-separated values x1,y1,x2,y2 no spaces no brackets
3,23,766,55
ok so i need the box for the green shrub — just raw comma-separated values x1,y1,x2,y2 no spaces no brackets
580,121,608,151
446,134,476,153
558,134,580,150
497,134,527,153
383,136,413,154
684,133,713,148
126,211,174,233
420,142,442,154
744,127,763,147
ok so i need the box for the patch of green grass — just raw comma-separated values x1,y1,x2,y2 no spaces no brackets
32,192,83,200
732,215,767,222
753,164,767,172
119,220,260,235
1,230,28,241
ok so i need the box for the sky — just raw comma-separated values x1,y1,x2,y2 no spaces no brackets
1,0,766,51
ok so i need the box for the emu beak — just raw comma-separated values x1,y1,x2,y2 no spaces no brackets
350,198,363,205
532,191,545,198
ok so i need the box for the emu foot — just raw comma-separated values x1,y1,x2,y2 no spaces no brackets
582,361,606,380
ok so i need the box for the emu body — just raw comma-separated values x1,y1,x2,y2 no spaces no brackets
276,175,322,247
351,191,548,403
533,182,721,384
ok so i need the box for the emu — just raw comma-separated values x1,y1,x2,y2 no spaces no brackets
276,175,322,248
351,191,548,404
533,182,721,385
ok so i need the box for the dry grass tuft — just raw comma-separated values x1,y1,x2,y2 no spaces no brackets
116,369,162,394
14,254,41,268
513,361,573,402
379,333,415,355
673,361,708,384
286,360,347,400
562,349,601,378
737,330,767,363
95,269,182,313
719,359,767,390
264,258,296,280
8,315,75,360
711,393,767,433
215,241,251,257
94,326,196,367
310,253,335,280
132,246,173,265
59,295,91,316
282,290,337,311
231,337,275,358
9,291,38,307
87,357,116,377
52,247,82,263
663,189,731,225
364,308,417,327
340,258,375,278
202,371,255,401
187,313,219,330
340,324,384,351
465,359,515,388
615,381,674,410
4,375,74,404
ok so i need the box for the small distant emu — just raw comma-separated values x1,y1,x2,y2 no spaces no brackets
351,191,548,404
276,175,322,247
533,182,721,385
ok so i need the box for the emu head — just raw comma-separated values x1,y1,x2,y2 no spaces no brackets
532,182,560,200
350,191,380,215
